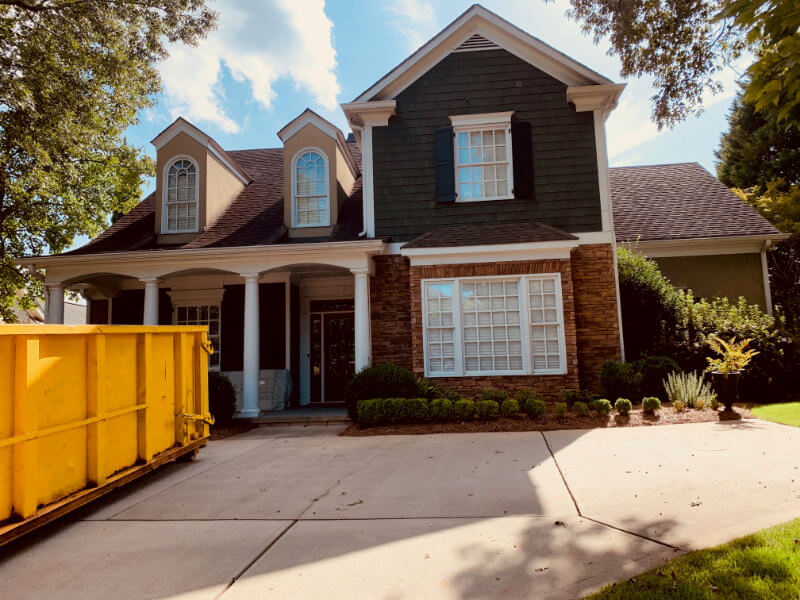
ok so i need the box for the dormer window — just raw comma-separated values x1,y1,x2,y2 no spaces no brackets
293,149,330,227
163,157,199,233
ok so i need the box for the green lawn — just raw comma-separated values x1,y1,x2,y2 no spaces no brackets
584,518,800,599
751,402,800,427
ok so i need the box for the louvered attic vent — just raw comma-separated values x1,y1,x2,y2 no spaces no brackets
454,33,500,52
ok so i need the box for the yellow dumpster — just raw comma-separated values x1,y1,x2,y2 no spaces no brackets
0,325,212,545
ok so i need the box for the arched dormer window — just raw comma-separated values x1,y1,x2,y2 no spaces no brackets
163,157,199,233
293,149,329,227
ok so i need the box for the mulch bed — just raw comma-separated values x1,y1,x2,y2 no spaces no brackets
341,403,753,436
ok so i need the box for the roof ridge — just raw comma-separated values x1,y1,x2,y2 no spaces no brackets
610,161,702,170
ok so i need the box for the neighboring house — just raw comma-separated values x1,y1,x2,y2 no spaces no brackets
3,290,85,325
611,163,786,311
19,5,784,415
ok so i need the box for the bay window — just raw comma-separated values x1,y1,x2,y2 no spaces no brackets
422,274,566,377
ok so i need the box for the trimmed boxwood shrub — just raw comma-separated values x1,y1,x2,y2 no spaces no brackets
476,399,500,419
344,363,426,420
429,398,454,422
515,388,543,404
573,401,589,416
593,398,612,416
553,402,567,419
440,389,461,403
500,398,520,418
453,399,475,420
523,397,547,419
642,396,661,414
479,388,508,405
357,399,382,427
208,371,236,426
615,397,633,416
405,398,429,423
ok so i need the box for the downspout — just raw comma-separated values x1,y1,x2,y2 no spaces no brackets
761,239,774,316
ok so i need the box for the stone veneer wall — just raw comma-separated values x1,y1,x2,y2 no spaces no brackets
409,259,581,401
370,255,413,369
571,243,622,392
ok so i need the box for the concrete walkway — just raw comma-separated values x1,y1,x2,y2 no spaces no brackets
1,420,799,599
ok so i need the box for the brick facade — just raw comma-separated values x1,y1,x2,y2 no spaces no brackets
571,243,622,391
409,259,581,401
370,255,413,369
368,244,621,399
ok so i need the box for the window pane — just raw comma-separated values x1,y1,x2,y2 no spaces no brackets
461,278,522,374
529,277,563,373
425,283,456,374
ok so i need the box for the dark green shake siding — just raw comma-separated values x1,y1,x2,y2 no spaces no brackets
372,49,602,241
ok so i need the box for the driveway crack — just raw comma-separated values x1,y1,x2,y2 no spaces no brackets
540,431,581,516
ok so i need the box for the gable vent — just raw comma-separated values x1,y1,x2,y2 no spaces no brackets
454,33,500,52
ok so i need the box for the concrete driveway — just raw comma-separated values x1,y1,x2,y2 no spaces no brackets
2,419,799,600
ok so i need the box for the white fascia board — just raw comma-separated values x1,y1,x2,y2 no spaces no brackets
450,111,513,127
353,5,614,103
151,118,251,185
401,239,579,266
19,240,386,284
624,234,791,258
168,288,226,306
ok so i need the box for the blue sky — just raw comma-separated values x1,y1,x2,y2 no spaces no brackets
125,0,743,196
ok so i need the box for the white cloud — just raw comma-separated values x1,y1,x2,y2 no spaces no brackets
384,0,438,51
159,0,340,134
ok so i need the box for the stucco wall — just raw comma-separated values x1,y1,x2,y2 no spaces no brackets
652,253,767,308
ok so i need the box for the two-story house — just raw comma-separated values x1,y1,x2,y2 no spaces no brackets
22,5,783,416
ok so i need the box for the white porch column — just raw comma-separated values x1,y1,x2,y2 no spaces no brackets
46,284,64,324
240,273,261,417
142,278,159,326
352,268,372,372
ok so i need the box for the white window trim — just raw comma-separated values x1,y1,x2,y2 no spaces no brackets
291,147,331,228
161,155,200,234
449,112,514,203
421,273,567,378
170,290,224,372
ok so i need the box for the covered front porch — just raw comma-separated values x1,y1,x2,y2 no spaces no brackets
26,240,384,417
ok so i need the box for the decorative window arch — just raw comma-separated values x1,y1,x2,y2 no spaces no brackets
163,156,199,233
292,148,330,227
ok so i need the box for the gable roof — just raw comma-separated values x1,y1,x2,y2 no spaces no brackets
353,4,614,103
610,163,781,243
150,117,253,185
277,109,360,178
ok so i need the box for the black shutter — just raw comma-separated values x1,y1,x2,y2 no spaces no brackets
511,120,534,199
434,127,456,203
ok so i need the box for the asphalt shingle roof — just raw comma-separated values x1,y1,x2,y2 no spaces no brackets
610,162,779,243
402,222,577,249
66,157,780,257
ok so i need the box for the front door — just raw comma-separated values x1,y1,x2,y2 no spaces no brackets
309,300,355,403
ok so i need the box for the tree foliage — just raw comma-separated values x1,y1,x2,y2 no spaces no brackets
0,0,217,321
717,89,800,190
558,0,800,129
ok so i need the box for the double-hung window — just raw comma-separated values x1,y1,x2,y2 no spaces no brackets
422,274,566,377
450,112,514,202
174,304,221,371
293,149,330,227
163,158,199,233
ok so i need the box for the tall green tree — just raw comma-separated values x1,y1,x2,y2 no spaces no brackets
558,0,800,129
717,87,800,330
717,88,800,190
0,0,217,322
